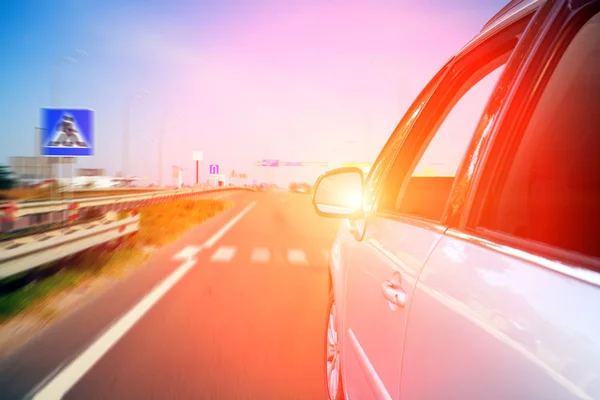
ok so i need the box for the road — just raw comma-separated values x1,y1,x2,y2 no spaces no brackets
0,190,341,400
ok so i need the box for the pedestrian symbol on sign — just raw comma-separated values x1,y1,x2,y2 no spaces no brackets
46,114,89,148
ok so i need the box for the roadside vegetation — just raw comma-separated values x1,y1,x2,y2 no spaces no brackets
0,198,232,322
0,165,17,194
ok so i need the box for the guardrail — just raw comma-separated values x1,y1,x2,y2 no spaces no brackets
0,186,253,235
58,187,169,193
0,213,140,279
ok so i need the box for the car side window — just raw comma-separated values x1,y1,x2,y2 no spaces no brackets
376,18,529,222
362,67,449,213
394,65,505,222
477,11,600,260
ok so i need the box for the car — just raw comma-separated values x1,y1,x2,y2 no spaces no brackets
312,1,600,399
289,182,313,193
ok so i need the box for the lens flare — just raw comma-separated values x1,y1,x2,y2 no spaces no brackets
342,190,362,209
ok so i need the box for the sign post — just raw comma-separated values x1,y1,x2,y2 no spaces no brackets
193,151,203,186
172,166,184,189
209,164,219,187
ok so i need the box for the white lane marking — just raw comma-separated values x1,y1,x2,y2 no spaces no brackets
31,256,198,400
210,246,237,262
251,247,270,263
287,249,308,265
204,201,256,248
173,246,202,260
30,202,255,399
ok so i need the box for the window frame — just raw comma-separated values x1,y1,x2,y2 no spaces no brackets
372,13,535,227
461,0,600,271
362,64,451,214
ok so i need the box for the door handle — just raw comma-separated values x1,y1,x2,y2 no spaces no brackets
382,281,407,308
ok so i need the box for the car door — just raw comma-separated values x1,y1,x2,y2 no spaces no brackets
340,13,527,400
400,3,600,399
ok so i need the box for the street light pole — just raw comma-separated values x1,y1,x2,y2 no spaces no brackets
51,50,88,107
122,90,149,178
123,101,130,177
49,50,87,200
51,61,60,107
158,123,164,187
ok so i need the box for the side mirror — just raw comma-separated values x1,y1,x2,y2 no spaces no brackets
312,167,364,219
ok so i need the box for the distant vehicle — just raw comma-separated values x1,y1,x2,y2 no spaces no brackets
289,182,312,194
313,1,600,399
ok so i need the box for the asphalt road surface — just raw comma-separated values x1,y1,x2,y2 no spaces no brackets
0,190,341,400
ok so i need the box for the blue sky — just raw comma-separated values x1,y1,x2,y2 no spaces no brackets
0,0,505,185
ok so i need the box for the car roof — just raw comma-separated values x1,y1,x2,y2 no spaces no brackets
456,0,544,56
481,0,543,32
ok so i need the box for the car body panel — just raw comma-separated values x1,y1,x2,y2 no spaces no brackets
400,233,600,399
340,216,445,399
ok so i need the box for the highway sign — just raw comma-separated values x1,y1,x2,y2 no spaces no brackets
257,160,328,167
41,108,94,157
209,164,219,175
193,151,203,161
257,159,280,167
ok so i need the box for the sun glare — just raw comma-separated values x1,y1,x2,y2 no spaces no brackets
342,190,362,209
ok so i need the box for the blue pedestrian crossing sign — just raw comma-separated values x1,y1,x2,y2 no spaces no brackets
41,108,94,157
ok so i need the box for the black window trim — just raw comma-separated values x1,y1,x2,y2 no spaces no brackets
456,0,600,272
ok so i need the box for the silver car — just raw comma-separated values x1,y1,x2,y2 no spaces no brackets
313,0,600,399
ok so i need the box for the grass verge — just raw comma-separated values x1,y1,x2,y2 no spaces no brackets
0,198,232,323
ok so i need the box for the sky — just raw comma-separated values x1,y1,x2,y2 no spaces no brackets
0,0,506,186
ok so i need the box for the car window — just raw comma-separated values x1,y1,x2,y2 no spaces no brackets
376,22,526,222
394,65,505,222
362,66,449,213
477,11,600,260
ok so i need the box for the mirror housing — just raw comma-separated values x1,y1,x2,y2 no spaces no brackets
312,167,365,220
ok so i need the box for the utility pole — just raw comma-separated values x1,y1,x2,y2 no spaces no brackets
123,102,130,178
158,123,164,187
123,90,149,178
